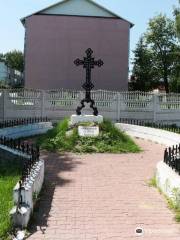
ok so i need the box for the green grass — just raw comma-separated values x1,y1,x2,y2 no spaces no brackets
148,175,157,188
166,197,180,222
37,118,141,153
0,153,22,240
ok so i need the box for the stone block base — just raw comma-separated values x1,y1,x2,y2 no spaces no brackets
10,204,31,228
10,159,45,229
156,161,180,205
70,115,103,125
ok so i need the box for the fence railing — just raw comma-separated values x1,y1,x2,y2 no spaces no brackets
0,136,40,211
0,89,180,123
164,145,180,175
0,136,39,157
0,116,48,129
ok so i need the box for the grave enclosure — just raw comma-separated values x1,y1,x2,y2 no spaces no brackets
1,89,180,125
0,119,53,230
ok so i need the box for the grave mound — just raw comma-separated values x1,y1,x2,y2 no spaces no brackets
37,118,140,153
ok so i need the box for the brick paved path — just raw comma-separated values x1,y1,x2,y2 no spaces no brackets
27,139,180,240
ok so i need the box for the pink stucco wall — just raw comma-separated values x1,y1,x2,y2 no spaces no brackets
25,15,130,90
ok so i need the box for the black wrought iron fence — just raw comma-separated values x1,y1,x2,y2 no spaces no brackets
16,149,40,211
0,135,41,211
118,118,180,134
0,116,49,129
0,136,40,179
164,145,180,174
0,136,39,155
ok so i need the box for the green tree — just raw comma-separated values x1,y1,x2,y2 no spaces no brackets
174,0,180,38
145,14,178,93
170,1,180,92
4,50,24,72
175,11,180,38
169,44,180,92
130,37,158,91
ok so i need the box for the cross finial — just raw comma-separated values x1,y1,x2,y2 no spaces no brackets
74,48,104,116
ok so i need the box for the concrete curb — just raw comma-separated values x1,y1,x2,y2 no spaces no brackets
0,122,53,139
115,123,180,146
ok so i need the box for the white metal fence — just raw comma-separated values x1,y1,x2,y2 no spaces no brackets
1,89,180,124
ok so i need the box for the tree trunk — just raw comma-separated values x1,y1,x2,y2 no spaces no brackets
163,66,169,93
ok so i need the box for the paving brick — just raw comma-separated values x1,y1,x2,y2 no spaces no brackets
27,139,180,239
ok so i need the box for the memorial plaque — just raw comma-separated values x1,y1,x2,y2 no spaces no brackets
78,126,99,137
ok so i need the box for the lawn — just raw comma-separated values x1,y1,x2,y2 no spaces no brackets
0,151,22,240
37,119,141,153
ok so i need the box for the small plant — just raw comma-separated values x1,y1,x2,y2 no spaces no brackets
166,195,180,223
148,176,157,187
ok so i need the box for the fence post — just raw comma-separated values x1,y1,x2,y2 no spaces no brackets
153,94,158,123
40,90,45,118
79,91,84,101
2,89,8,121
117,93,121,121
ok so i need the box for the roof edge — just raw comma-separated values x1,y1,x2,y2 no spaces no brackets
89,0,134,27
20,0,68,25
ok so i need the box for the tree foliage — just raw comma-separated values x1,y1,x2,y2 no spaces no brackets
174,0,180,38
175,12,180,38
131,14,179,93
4,50,24,72
0,50,24,88
145,14,178,93
0,50,24,72
130,37,158,91
171,0,180,93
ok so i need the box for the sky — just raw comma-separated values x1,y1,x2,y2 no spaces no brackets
0,0,178,70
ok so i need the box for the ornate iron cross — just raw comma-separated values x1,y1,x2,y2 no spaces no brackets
74,48,104,116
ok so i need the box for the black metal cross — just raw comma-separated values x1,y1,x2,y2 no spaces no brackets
74,48,104,116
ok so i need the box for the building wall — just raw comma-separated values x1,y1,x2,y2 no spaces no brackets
0,62,8,80
25,15,130,91
0,62,23,86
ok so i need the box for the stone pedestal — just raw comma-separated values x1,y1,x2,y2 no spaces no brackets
70,114,103,125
